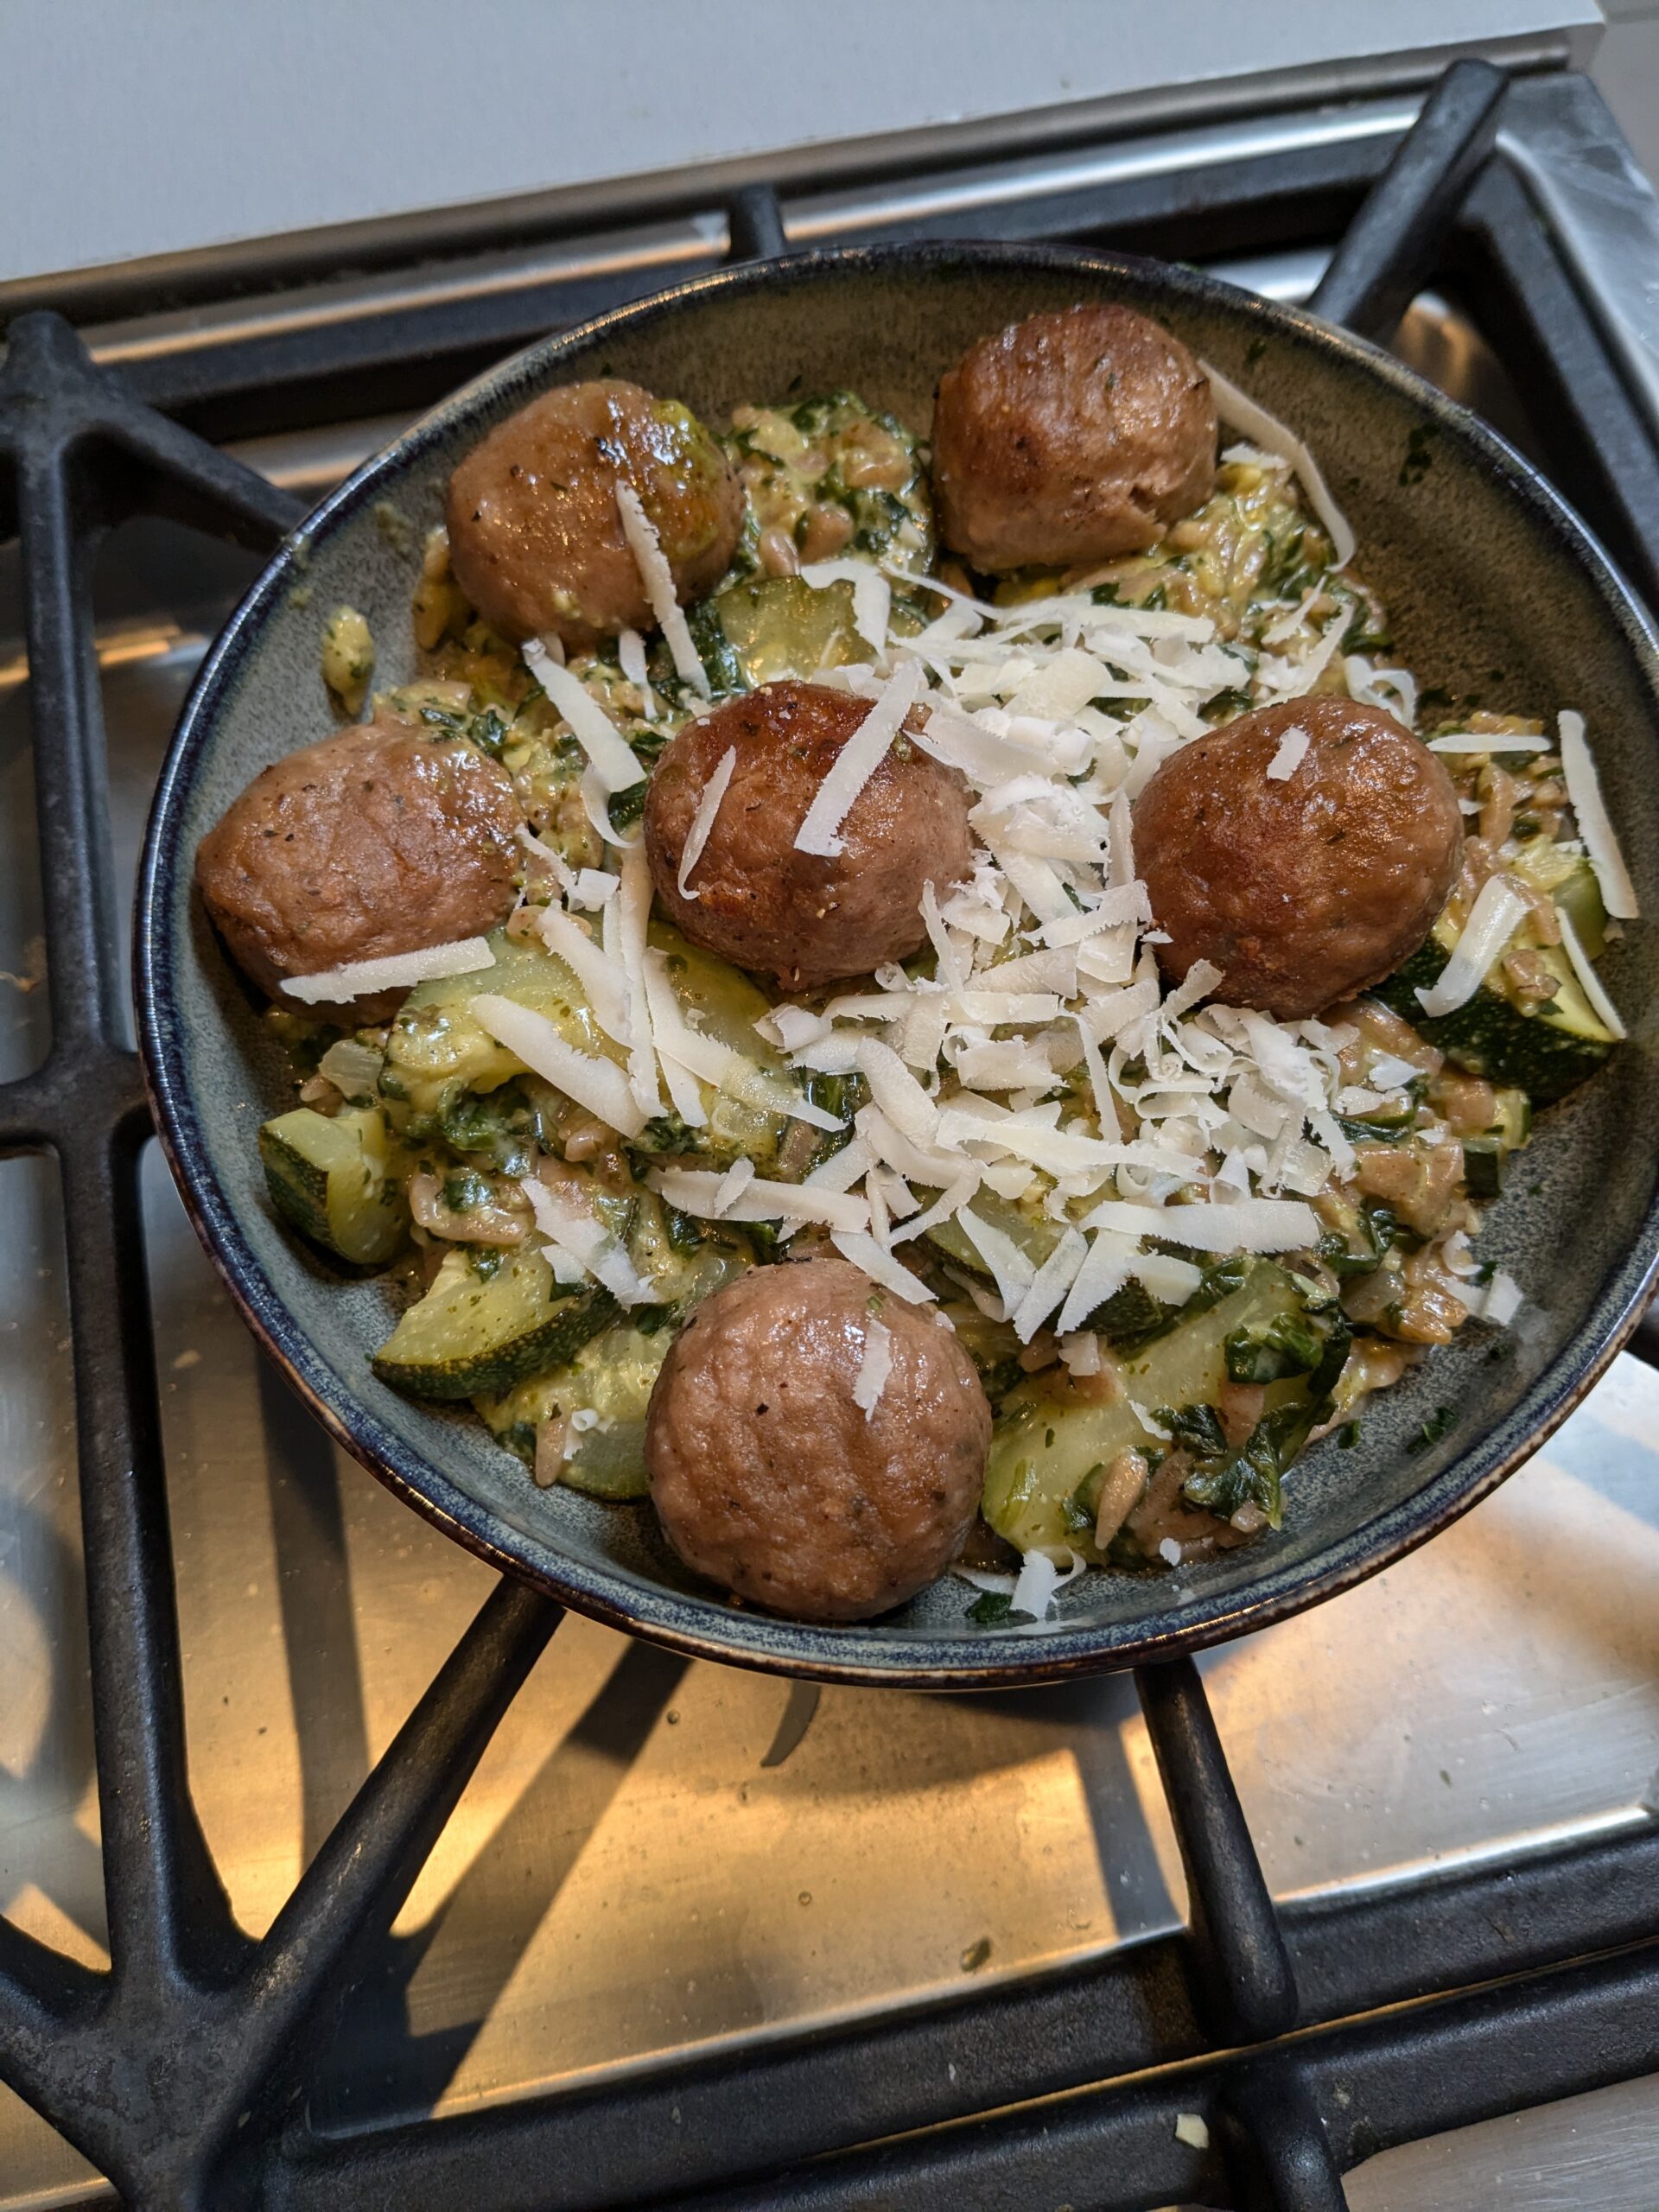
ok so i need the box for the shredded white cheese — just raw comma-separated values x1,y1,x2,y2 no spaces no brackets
617,843,664,1120
852,1319,893,1420
1200,359,1357,567
520,1177,661,1306
1082,1197,1320,1253
795,658,925,857
677,745,737,900
1264,722,1310,781
613,480,709,699
470,994,645,1137
616,626,657,716
1414,876,1529,1020
281,936,494,1004
1427,732,1550,753
829,1230,938,1304
1556,906,1628,1039
1558,709,1639,918
648,1166,868,1232
800,558,892,656
524,639,644,794
535,906,632,1045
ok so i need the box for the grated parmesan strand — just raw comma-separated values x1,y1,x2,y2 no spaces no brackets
281,935,494,1005
795,658,925,856
677,746,737,900
614,481,709,698
524,639,644,793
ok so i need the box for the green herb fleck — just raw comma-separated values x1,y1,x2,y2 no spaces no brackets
966,1590,1014,1624
1407,1405,1459,1454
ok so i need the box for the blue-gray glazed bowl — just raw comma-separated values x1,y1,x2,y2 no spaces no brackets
137,245,1659,1688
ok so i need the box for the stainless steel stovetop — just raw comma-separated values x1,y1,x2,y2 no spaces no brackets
2,100,1658,2212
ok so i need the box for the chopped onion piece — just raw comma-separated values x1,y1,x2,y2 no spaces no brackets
1556,906,1628,1040
677,746,736,900
1058,1332,1102,1376
471,993,645,1137
795,658,924,856
614,480,709,698
316,1037,384,1097
1200,359,1356,567
1414,875,1529,1019
1558,709,1638,918
523,639,644,794
281,936,494,1005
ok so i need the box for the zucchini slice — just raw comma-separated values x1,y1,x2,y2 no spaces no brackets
475,1209,748,1495
372,1243,615,1400
984,1262,1318,1556
383,927,609,1122
1376,855,1617,1105
1376,929,1616,1104
384,919,814,1171
477,1319,671,1499
705,575,869,687
925,1188,1065,1276
260,1105,409,1266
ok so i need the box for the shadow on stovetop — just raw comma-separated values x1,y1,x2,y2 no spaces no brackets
301,1636,694,2132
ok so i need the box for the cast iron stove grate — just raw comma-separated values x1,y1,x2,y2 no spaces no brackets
0,58,1656,2212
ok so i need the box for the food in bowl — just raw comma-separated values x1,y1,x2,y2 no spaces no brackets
194,303,1637,1626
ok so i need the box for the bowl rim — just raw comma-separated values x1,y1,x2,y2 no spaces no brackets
136,238,1659,1688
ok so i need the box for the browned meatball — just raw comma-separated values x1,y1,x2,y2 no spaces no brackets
646,1260,991,1622
1135,696,1464,1020
445,379,742,650
195,712,524,1018
644,679,974,989
932,303,1217,573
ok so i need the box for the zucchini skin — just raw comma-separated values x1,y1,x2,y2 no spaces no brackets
372,1245,618,1400
260,1105,409,1267
1374,940,1612,1105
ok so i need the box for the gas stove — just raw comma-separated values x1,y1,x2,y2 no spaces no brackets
1,57,1657,2212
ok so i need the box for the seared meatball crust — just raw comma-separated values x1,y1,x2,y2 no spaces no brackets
644,678,975,990
1135,696,1464,1020
195,711,523,1019
931,302,1217,574
445,378,742,651
646,1259,991,1623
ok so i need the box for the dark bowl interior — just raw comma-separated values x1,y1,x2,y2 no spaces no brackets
137,244,1659,1687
